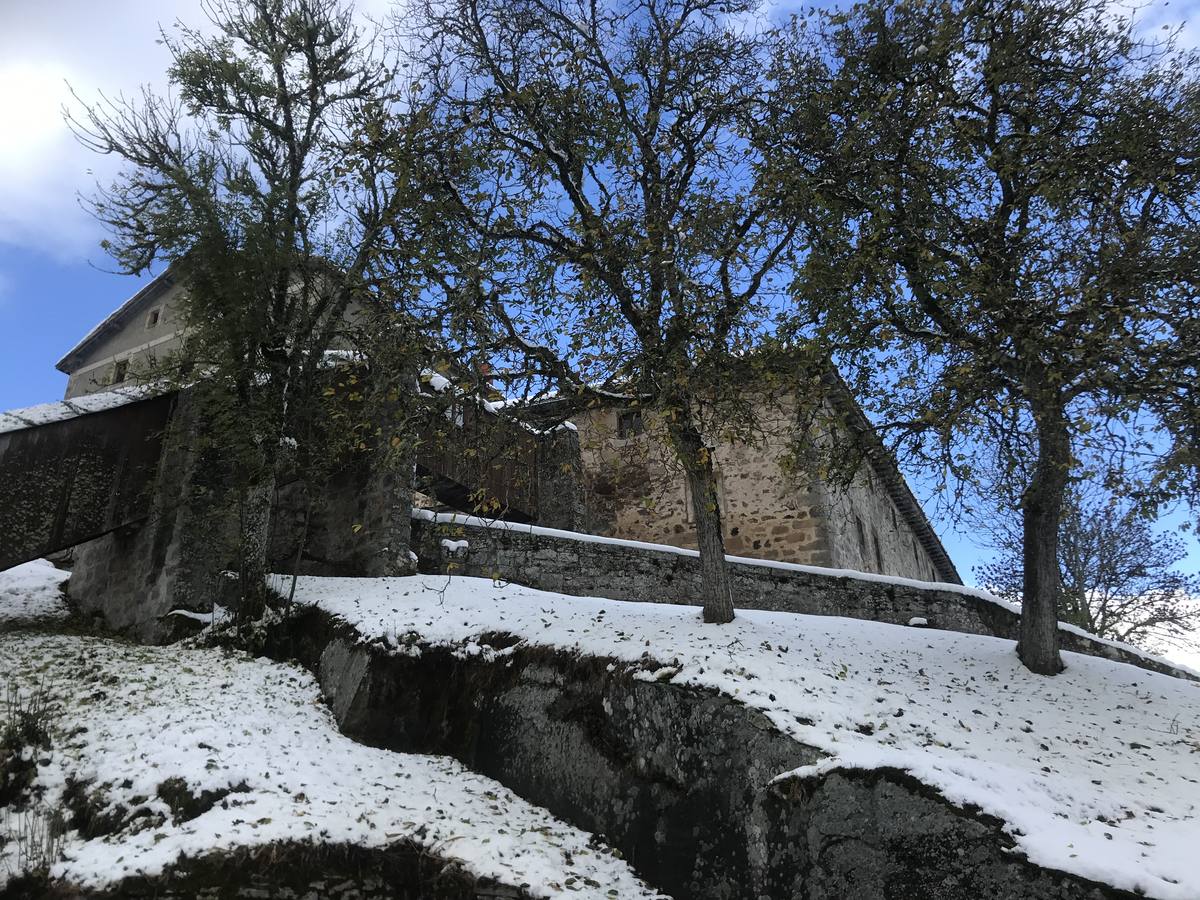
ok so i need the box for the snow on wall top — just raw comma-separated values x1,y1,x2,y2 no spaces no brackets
291,572,1200,900
0,384,160,435
412,509,1198,681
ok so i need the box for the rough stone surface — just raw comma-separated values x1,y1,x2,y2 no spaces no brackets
269,606,1137,900
534,428,587,532
269,456,416,579
410,518,1195,681
567,395,954,582
67,393,237,642
0,393,173,570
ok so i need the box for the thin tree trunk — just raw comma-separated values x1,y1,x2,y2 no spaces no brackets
235,470,276,621
669,415,735,624
1017,400,1070,675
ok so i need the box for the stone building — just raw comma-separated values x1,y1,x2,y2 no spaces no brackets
55,272,961,587
56,268,190,398
539,378,959,584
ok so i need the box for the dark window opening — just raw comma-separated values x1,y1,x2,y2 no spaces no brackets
112,359,129,384
146,307,161,328
617,409,644,439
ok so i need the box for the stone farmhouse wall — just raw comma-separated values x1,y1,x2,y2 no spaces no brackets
569,394,950,582
411,514,1196,681
822,467,942,582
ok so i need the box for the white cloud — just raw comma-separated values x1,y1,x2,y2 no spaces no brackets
0,1,198,262
0,0,393,264
3,0,1194,264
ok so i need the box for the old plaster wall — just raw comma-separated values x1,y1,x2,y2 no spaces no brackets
67,393,236,641
64,280,189,399
822,470,943,582
533,426,588,532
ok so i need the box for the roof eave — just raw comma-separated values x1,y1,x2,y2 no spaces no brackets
55,268,176,374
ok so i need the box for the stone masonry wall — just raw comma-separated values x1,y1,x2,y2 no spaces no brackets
571,400,835,568
567,392,949,581
410,516,1195,681
268,605,1138,900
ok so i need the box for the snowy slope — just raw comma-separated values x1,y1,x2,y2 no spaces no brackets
0,637,662,893
291,573,1200,900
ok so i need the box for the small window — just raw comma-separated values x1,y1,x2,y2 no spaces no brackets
111,359,129,384
617,409,644,439
146,307,161,328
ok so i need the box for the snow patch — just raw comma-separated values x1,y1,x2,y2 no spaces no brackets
0,631,662,898
0,560,70,623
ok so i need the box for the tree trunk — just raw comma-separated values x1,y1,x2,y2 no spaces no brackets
235,471,276,621
669,415,735,624
1017,400,1070,675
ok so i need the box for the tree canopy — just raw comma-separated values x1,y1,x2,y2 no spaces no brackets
796,0,1200,672
403,0,836,621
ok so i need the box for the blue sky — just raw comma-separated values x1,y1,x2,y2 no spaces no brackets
0,0,1197,584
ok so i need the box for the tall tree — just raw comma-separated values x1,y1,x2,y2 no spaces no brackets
975,488,1200,650
404,0,832,622
801,0,1200,672
70,0,409,605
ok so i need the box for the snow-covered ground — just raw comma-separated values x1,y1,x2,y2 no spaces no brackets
0,567,663,898
0,559,69,624
292,573,1200,900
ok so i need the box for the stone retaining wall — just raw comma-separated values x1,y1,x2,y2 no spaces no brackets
268,605,1135,900
411,516,1196,682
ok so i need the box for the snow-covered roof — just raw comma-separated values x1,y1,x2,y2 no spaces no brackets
0,383,161,435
